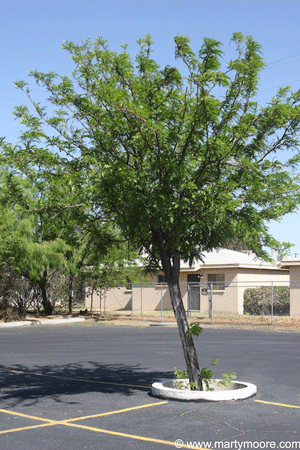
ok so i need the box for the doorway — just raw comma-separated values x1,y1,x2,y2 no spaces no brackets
187,274,201,311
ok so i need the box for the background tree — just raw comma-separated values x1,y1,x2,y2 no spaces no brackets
4,33,300,389
0,150,143,315
0,201,67,315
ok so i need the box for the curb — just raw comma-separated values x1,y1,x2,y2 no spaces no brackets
0,317,86,328
152,379,257,402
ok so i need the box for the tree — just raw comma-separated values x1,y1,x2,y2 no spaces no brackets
0,207,66,315
57,213,144,315
0,156,74,314
5,33,300,389
0,154,142,315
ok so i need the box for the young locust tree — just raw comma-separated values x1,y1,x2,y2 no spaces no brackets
10,33,300,389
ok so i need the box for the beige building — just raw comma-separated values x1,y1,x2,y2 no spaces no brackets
85,249,289,315
280,256,300,316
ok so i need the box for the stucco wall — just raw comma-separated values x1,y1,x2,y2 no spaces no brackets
85,267,290,315
288,266,300,315
85,274,174,313
192,268,238,314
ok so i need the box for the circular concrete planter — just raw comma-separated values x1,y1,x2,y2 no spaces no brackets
152,379,257,402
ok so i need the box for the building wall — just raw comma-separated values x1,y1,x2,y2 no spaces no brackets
85,286,133,312
191,268,238,315
288,266,300,316
85,275,173,313
85,267,290,315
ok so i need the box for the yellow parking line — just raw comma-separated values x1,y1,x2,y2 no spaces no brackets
64,422,205,449
0,423,55,435
0,401,167,428
255,400,300,409
0,408,54,423
65,400,168,423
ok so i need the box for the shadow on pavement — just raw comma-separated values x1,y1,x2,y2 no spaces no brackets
0,362,173,407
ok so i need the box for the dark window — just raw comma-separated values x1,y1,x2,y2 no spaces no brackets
187,274,201,283
157,275,167,284
207,274,225,290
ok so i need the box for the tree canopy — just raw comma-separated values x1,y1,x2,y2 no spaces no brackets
2,32,300,388
0,147,142,315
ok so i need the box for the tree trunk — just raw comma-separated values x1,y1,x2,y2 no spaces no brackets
39,270,53,315
168,280,203,390
162,250,203,390
68,274,74,315
2,270,13,312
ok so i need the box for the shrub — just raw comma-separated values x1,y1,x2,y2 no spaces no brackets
243,286,290,316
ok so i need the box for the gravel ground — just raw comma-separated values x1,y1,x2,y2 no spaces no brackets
1,311,300,332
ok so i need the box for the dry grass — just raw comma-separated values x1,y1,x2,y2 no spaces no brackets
81,311,300,332
1,309,300,332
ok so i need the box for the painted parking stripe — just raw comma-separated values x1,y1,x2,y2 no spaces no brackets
64,400,168,423
0,401,167,428
8,399,298,447
64,422,207,449
0,408,55,423
0,423,55,435
0,408,58,436
255,399,300,409
0,402,168,438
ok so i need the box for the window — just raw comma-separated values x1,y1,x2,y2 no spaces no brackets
187,274,201,283
157,275,167,284
207,274,225,291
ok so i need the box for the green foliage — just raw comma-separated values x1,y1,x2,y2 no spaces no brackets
174,367,199,390
218,372,237,387
173,367,189,389
2,31,300,384
8,32,300,269
174,367,189,379
174,359,236,391
188,322,203,339
210,357,219,366
200,367,215,390
243,286,290,315
0,207,66,281
0,156,143,314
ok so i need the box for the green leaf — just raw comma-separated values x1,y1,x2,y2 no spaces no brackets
210,357,219,366
188,322,203,339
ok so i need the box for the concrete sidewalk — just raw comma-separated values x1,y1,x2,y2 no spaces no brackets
0,317,86,328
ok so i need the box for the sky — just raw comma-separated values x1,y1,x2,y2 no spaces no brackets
1,0,300,257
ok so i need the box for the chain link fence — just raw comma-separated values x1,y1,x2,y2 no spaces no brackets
85,280,300,325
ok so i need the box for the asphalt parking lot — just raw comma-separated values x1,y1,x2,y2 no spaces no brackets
0,323,299,449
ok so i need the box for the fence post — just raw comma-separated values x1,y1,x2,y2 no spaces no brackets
160,283,163,322
271,282,274,325
104,286,106,319
90,288,94,313
131,285,133,320
187,283,191,317
141,285,143,317
209,283,213,325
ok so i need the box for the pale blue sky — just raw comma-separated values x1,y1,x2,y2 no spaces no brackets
1,0,300,255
